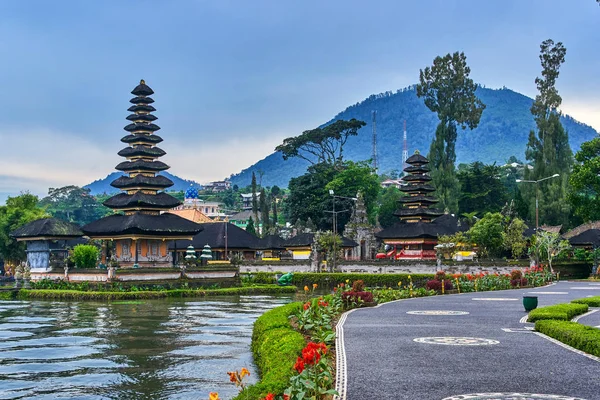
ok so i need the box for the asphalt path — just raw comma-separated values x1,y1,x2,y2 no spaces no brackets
340,281,600,400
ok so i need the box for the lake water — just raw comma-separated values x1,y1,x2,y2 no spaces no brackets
0,295,294,399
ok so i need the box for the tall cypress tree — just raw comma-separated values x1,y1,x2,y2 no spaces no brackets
259,188,270,236
416,52,486,213
251,172,259,225
523,39,573,227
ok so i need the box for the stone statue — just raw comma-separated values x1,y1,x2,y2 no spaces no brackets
277,272,294,286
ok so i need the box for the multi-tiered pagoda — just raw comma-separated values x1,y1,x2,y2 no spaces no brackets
376,151,459,260
82,80,202,267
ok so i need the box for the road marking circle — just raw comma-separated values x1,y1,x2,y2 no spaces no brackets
406,310,469,315
413,337,499,346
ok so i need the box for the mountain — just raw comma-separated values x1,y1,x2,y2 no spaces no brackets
228,86,598,188
84,171,200,195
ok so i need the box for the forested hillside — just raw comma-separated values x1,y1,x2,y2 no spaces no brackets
229,86,597,188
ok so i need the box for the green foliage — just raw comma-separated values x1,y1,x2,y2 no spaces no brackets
377,187,403,228
468,212,505,258
39,186,111,226
535,320,600,358
315,231,342,271
568,137,600,222
290,272,434,289
275,119,366,166
457,162,509,215
527,303,588,322
529,230,571,271
241,272,278,285
572,296,600,307
232,303,305,400
71,244,99,269
0,291,16,300
17,285,296,301
524,39,573,227
0,193,48,263
503,218,528,259
417,51,486,213
246,217,257,236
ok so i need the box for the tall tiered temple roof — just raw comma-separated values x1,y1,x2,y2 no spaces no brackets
82,80,201,238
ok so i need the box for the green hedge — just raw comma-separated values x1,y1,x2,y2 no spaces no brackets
535,320,600,357
0,291,16,300
572,296,600,307
291,272,435,289
232,302,304,400
16,285,296,301
527,303,589,322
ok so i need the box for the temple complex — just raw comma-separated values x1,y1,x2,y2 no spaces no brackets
376,151,458,260
82,80,202,267
343,192,377,260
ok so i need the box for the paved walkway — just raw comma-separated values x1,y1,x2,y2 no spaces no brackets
337,281,600,400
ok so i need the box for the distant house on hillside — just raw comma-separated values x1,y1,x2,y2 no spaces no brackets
229,210,262,233
204,180,231,192
381,179,403,189
240,192,260,210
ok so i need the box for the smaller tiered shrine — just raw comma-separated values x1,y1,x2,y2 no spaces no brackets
376,151,455,260
82,80,202,268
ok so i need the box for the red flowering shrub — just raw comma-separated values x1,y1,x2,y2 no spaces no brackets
352,280,365,292
510,269,523,280
426,279,453,291
510,277,529,287
341,291,373,303
435,271,446,281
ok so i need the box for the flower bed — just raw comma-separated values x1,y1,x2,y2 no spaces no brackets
535,320,600,357
527,303,589,322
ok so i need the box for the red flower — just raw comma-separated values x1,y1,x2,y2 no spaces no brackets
333,287,338,292
262,394,275,400
303,302,310,310
283,395,290,400
318,300,329,307
340,283,345,288
294,356,305,373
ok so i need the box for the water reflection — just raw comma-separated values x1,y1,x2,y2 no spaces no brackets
0,295,293,399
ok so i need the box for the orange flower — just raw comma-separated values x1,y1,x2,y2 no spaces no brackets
304,285,309,292
240,368,250,378
340,282,345,288
303,302,310,310
227,371,238,383
209,393,220,400
313,283,318,289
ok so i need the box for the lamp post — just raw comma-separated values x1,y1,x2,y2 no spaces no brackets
516,173,560,230
326,190,358,271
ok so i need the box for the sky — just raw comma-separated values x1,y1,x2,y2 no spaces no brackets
0,0,599,204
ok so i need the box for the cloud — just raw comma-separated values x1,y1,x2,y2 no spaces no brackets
560,99,600,132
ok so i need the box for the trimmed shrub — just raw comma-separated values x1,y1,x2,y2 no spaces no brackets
291,273,434,289
72,244,100,269
351,280,365,292
510,269,522,280
535,320,600,357
572,296,600,307
527,303,589,322
232,302,304,400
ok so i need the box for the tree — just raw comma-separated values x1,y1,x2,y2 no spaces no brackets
523,39,573,227
503,218,528,259
468,212,505,258
271,185,281,227
245,217,256,236
457,162,508,215
568,137,600,222
377,187,403,228
0,193,48,264
417,51,486,213
71,244,99,269
39,185,109,226
251,172,259,224
275,119,366,167
530,230,571,273
316,231,342,272
259,188,270,236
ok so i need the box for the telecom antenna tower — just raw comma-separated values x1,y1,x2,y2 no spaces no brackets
402,119,408,169
372,110,378,174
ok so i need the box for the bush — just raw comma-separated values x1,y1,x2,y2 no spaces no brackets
232,303,305,400
572,296,600,307
351,280,365,292
510,277,528,287
291,273,434,289
426,280,453,291
435,271,446,281
71,244,99,269
510,269,522,280
341,291,374,304
535,320,600,358
527,303,589,322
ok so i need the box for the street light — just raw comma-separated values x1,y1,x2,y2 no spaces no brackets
515,173,560,230
325,190,358,271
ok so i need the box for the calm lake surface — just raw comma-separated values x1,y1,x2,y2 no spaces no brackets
0,295,294,399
